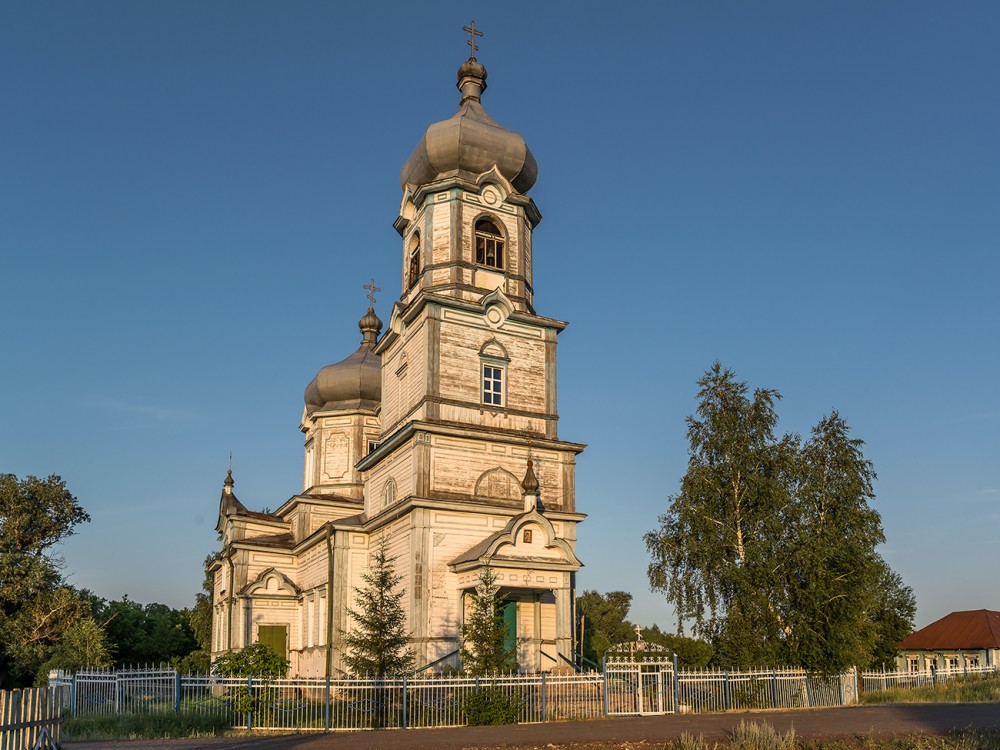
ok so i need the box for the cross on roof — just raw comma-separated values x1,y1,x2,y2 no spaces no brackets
363,278,381,306
463,21,483,60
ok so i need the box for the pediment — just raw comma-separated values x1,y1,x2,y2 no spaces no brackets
479,289,515,330
449,509,583,573
241,567,300,598
475,166,515,198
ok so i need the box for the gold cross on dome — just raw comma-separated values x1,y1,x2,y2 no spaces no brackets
363,278,381,306
463,21,483,60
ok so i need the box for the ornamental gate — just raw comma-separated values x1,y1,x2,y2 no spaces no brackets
604,638,676,715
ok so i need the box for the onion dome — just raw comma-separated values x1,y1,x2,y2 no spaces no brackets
304,307,382,414
400,58,537,194
521,458,539,494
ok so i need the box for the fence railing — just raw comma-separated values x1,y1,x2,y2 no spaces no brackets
860,664,998,694
0,687,63,749
49,669,609,731
48,664,872,731
53,662,1000,732
675,667,856,712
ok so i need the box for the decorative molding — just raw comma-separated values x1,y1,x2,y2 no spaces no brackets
473,466,521,500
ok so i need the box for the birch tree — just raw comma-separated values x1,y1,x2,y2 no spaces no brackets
645,365,913,671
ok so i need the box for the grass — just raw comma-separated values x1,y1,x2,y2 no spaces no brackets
860,675,1000,705
479,729,1000,750
668,725,1000,750
62,711,232,741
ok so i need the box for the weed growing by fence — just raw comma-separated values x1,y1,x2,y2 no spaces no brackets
860,673,1000,705
63,711,231,741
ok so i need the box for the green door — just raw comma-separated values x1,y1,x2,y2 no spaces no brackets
502,600,517,656
258,625,287,658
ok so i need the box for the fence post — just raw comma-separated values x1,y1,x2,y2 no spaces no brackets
837,671,844,705
602,656,609,717
672,653,679,713
324,676,331,733
805,674,812,707
772,669,778,709
724,670,731,711
541,672,547,721
402,676,408,730
174,671,181,715
71,674,77,719
247,675,253,731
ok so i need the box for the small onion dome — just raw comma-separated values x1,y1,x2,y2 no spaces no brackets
521,458,539,494
400,59,537,194
223,469,234,490
303,307,383,414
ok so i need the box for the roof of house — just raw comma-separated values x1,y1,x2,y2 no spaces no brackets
899,609,1000,650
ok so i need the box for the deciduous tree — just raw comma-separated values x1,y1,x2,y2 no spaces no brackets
645,364,914,672
576,590,634,665
0,474,90,686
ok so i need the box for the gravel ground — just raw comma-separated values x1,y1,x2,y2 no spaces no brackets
66,703,1000,750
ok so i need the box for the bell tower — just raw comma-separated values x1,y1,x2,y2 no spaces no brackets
394,57,540,316
358,33,585,668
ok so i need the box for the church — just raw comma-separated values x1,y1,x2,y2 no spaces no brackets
210,36,587,676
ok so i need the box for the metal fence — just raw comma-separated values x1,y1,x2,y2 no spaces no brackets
860,664,998,694
49,664,869,731
50,669,610,731
676,667,856,713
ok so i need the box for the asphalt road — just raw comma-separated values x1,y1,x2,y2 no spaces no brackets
67,703,1000,750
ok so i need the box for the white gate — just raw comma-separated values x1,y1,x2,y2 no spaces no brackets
604,639,675,715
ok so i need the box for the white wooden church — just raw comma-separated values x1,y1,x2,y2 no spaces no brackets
210,44,587,676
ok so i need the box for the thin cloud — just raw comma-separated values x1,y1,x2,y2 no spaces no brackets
84,396,201,422
951,410,1000,423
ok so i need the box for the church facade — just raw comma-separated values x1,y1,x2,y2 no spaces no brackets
210,50,586,676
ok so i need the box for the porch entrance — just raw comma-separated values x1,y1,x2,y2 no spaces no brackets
604,639,675,715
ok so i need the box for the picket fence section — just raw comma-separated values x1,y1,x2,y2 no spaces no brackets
0,687,63,750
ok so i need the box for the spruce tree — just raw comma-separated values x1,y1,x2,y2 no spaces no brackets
343,535,413,678
461,563,517,674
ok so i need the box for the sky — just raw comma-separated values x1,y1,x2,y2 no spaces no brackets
2,1,997,635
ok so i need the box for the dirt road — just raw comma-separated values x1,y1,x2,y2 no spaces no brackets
67,703,1000,750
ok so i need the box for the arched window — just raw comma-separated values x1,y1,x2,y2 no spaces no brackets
407,233,421,288
475,219,504,270
382,478,396,508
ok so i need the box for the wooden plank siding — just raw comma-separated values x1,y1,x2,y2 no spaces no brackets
0,688,62,750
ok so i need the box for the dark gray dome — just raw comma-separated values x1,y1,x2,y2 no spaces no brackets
304,307,382,414
400,59,537,194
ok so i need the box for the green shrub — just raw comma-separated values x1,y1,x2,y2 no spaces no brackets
63,711,230,741
462,686,522,726
212,642,289,678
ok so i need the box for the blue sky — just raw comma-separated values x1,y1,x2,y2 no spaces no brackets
2,1,997,633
